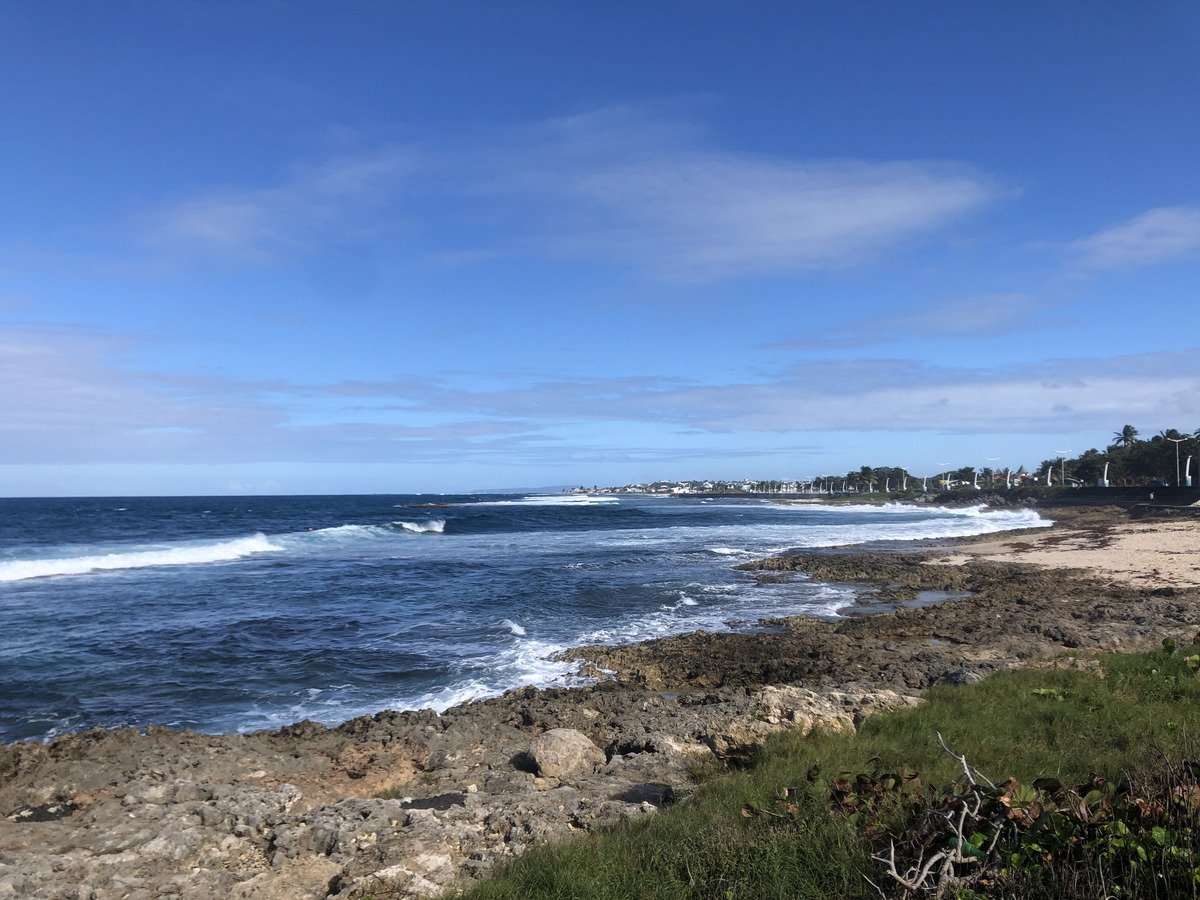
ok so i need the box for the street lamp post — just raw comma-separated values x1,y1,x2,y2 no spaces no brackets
1168,437,1186,487
1053,450,1070,486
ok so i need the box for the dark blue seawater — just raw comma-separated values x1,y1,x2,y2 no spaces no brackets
0,494,1047,743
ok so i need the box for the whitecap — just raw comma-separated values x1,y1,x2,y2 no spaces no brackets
300,524,393,541
463,494,619,507
0,534,282,583
501,619,527,636
393,519,446,535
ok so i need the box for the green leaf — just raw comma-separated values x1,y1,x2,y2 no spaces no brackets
958,837,989,859
1013,784,1038,805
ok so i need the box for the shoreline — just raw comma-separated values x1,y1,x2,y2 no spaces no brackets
560,505,1196,695
3,504,1197,898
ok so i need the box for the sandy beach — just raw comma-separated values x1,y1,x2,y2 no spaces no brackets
933,513,1200,589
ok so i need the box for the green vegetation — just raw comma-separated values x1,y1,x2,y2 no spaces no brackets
453,647,1200,899
605,422,1199,494
1039,426,1198,487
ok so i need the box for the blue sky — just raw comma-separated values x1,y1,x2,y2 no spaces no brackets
2,1,1198,496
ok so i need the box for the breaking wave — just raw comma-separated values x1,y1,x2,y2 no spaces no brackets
464,494,619,507
394,519,446,534
0,534,282,583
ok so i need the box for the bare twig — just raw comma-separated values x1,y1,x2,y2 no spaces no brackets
870,737,1001,896
937,731,996,788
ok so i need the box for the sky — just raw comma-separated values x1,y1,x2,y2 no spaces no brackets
2,1,1199,496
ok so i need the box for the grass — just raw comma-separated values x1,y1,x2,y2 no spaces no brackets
450,648,1200,900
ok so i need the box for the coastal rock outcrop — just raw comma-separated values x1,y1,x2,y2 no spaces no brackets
527,728,606,777
0,682,921,899
704,686,922,763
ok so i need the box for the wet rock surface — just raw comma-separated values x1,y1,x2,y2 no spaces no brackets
3,508,1196,898
568,525,1200,695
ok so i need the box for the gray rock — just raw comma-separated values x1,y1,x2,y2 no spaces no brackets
528,728,606,778
940,667,987,686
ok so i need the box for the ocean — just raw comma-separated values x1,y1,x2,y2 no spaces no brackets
0,493,1047,744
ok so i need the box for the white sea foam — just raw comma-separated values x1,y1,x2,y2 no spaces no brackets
394,519,446,534
226,577,870,731
0,534,282,583
370,640,581,718
306,524,391,538
465,494,619,507
799,501,1005,518
296,520,445,543
703,507,1047,557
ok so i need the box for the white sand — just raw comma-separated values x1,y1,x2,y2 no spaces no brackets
932,519,1200,589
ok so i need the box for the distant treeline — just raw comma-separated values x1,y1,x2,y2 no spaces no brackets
827,425,1198,490
1033,425,1197,487
608,425,1199,495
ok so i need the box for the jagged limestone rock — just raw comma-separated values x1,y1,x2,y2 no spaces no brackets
528,728,606,778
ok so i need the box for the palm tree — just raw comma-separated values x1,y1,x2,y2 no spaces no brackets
859,466,874,492
1112,424,1139,448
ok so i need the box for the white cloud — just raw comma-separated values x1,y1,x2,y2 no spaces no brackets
470,109,1003,280
0,327,280,462
764,292,1044,349
1071,205,1200,270
375,350,1200,436
123,108,1001,282
142,147,416,263
0,328,539,465
7,326,1196,470
565,158,992,281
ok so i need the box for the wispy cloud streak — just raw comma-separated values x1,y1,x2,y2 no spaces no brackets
467,109,1003,280
393,352,1200,435
141,147,417,263
1071,206,1200,271
763,293,1044,349
129,108,1002,281
3,326,1197,467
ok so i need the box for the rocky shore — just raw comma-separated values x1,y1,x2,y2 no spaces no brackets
3,505,1197,899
